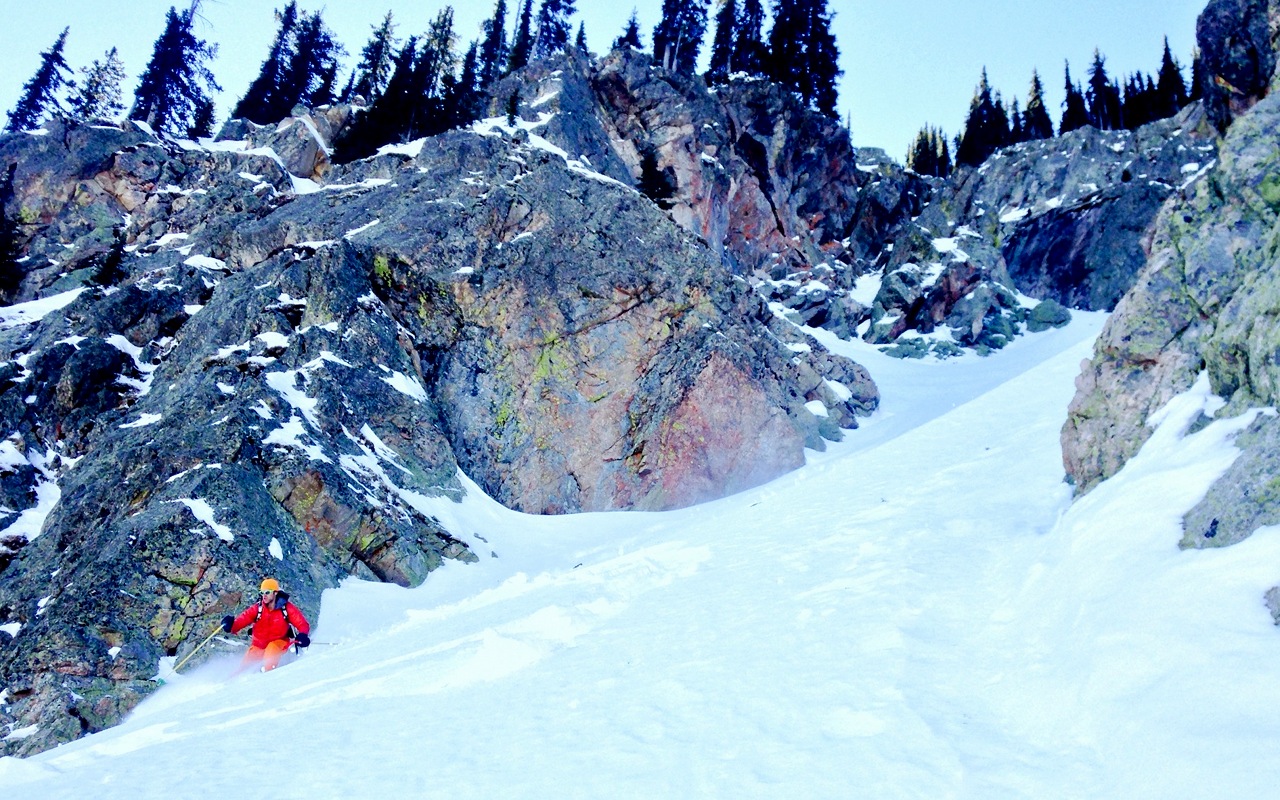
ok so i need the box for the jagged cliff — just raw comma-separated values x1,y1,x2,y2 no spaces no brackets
0,51,885,755
0,7,1268,755
1061,0,1280,607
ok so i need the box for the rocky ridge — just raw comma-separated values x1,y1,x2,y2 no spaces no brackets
1060,0,1280,611
0,10,1262,755
0,71,876,754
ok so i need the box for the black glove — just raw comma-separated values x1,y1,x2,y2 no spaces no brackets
294,632,310,648
220,615,234,633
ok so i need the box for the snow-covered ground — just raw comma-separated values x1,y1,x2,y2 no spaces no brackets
5,313,1280,799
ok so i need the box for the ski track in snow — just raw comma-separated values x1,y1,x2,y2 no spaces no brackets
5,313,1280,798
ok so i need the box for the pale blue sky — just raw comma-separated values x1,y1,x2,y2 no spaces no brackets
0,1,1206,158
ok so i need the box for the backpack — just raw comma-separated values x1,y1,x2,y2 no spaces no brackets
252,590,298,640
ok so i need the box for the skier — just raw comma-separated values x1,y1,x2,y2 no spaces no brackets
221,577,311,672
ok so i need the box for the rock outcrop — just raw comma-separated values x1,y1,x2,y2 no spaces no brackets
1195,0,1278,132
1062,0,1280,574
0,57,878,753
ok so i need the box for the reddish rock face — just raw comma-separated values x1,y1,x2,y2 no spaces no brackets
644,354,805,510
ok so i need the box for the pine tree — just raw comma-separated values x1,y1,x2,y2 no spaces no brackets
1085,49,1121,130
1120,73,1155,129
90,227,130,287
451,42,483,127
614,10,643,51
991,90,1011,144
653,0,710,75
0,164,23,301
575,22,587,52
1060,62,1089,134
69,47,127,121
907,125,952,178
733,0,768,78
236,7,342,124
348,11,399,103
1008,97,1024,144
804,0,841,117
1155,37,1188,119
234,3,300,123
280,11,344,110
189,97,216,138
405,7,458,139
508,0,535,72
707,0,739,84
1021,69,1054,141
130,6,221,138
767,0,842,117
955,69,1008,167
907,128,936,176
1189,49,1205,103
5,28,73,132
334,38,412,162
534,0,576,59
767,0,806,98
478,0,509,88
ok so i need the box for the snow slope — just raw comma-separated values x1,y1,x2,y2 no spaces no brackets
4,313,1280,799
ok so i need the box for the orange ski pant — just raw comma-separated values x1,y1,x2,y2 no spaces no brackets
241,639,291,672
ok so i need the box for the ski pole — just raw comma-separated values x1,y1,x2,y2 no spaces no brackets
172,625,223,673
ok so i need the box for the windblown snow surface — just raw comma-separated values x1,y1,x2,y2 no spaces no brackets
5,312,1280,798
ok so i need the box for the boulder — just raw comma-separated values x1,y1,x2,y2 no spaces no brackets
1195,0,1278,132
0,74,879,754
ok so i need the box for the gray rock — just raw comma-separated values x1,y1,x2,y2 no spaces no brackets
0,68,880,755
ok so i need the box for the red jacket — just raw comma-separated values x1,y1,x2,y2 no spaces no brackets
231,595,310,649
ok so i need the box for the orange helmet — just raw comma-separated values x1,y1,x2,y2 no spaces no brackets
259,578,281,592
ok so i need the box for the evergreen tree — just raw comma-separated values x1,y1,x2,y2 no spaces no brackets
767,0,842,117
1155,37,1188,118
402,7,457,138
1060,62,1089,134
234,3,300,123
5,28,73,132
907,125,952,178
279,11,344,110
1121,72,1157,129
533,0,576,59
707,0,739,84
653,0,709,75
1021,69,1054,141
1085,49,1121,130
336,7,461,161
907,128,935,176
451,42,484,127
334,37,418,161
348,11,399,103
1008,97,1024,144
732,0,768,78
768,0,806,98
478,0,509,88
130,6,221,138
69,47,127,121
614,10,643,50
1189,49,1204,103
991,90,1011,143
575,22,587,52
236,7,342,123
0,164,23,301
955,69,1008,167
189,97,216,138
506,87,521,126
90,226,130,287
508,0,535,73
804,0,841,117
